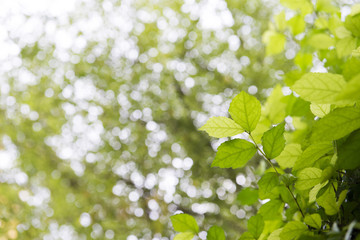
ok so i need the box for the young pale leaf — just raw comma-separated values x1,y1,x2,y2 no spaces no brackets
336,74,360,102
258,172,280,199
248,215,264,239
291,73,346,104
295,167,323,190
199,116,244,138
311,107,360,142
212,139,257,169
276,143,302,169
237,188,259,205
293,142,332,171
262,122,286,159
229,91,261,132
171,214,199,233
174,232,195,240
280,221,308,240
337,129,360,169
304,214,322,229
207,226,225,240
310,103,331,118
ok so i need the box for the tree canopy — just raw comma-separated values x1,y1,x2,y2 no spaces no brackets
1,0,360,239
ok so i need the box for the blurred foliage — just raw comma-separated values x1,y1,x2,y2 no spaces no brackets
0,0,293,239
194,0,360,239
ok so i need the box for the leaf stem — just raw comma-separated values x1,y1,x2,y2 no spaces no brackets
248,132,305,218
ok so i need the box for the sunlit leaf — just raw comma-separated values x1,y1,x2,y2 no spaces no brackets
295,168,323,190
291,73,346,104
199,117,244,138
248,215,264,239
171,214,199,233
311,107,360,142
212,139,257,169
207,226,225,240
229,91,261,132
276,143,302,169
262,122,286,159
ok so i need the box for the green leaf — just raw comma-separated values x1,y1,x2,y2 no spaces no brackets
174,232,195,240
310,103,331,118
262,122,286,159
207,226,225,240
337,129,360,169
258,172,280,199
258,199,284,220
336,36,357,58
288,15,305,35
280,0,313,14
280,221,308,240
311,107,360,142
248,215,264,239
199,117,244,138
239,232,256,240
268,228,283,240
309,181,328,203
275,11,286,31
263,31,286,56
353,46,360,57
294,53,312,71
291,73,346,104
276,143,302,169
212,139,257,169
316,0,337,13
345,14,360,37
293,142,333,171
308,34,335,49
337,190,347,208
280,174,297,187
229,91,261,132
317,185,338,215
304,214,322,229
336,74,360,102
237,188,259,205
295,168,323,190
171,214,199,233
263,85,286,124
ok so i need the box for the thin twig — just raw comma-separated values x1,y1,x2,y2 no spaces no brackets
248,132,305,218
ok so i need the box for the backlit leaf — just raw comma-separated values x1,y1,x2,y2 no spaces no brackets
262,122,286,159
248,215,264,239
229,91,261,132
207,226,225,240
295,168,323,190
291,73,346,104
174,232,195,240
311,107,360,142
293,142,333,171
276,143,302,169
199,117,244,138
212,139,257,169
171,214,199,233
304,214,322,229
280,221,307,240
